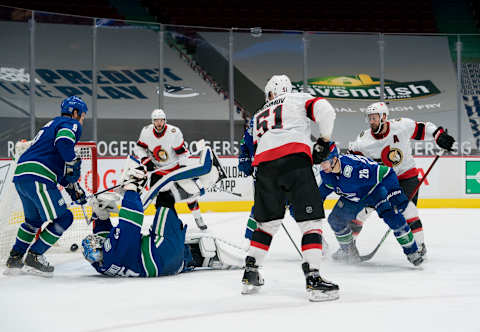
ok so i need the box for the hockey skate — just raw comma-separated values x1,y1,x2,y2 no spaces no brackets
3,249,24,275
194,215,207,231
302,263,339,302
419,243,427,258
331,242,361,264
24,251,54,277
241,256,264,294
407,250,423,266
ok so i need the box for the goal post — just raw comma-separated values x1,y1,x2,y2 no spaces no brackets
0,141,99,261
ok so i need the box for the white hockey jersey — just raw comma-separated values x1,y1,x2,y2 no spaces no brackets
349,118,439,179
252,92,336,166
135,124,189,174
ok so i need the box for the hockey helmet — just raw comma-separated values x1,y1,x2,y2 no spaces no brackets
366,102,389,118
61,96,88,116
320,141,339,171
151,109,166,123
264,74,292,101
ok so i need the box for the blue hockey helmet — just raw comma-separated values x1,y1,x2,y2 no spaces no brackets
325,142,339,161
61,96,88,116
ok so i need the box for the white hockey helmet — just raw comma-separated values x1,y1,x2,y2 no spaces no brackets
264,74,292,101
366,102,389,118
151,108,166,123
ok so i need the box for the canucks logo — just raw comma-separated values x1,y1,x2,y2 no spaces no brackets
380,146,403,167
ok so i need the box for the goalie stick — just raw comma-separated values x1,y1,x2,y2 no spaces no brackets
359,155,440,262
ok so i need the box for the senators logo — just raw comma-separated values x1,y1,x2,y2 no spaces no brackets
153,145,169,162
380,146,403,167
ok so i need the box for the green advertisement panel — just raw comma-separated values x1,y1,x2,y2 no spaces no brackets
466,161,480,194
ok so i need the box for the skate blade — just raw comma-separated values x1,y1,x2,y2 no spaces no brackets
3,267,24,276
307,289,339,302
241,283,261,295
23,266,54,278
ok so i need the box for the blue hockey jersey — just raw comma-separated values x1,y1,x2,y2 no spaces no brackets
90,191,188,277
319,154,391,202
13,116,82,186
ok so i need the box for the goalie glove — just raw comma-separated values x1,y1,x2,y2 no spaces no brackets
65,182,87,205
90,192,120,220
64,157,82,183
312,138,331,164
434,127,455,151
122,166,147,192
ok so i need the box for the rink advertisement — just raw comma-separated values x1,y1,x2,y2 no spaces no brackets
1,156,480,211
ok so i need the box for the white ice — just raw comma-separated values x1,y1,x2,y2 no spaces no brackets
1,209,480,332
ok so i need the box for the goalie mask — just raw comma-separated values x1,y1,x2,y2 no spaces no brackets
264,74,292,101
81,234,105,264
366,102,389,134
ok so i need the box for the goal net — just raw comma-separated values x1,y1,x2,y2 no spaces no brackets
0,141,98,262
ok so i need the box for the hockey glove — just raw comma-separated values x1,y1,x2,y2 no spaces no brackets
141,157,156,172
122,166,147,192
238,144,253,176
64,157,82,183
434,127,455,151
65,182,87,205
312,138,331,164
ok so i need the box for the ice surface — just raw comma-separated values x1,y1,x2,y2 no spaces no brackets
1,209,480,332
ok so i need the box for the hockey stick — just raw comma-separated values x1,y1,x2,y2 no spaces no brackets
359,155,440,262
281,223,303,259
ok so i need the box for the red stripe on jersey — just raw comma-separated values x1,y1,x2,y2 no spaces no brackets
349,150,364,156
406,217,420,223
411,122,426,140
301,243,323,251
305,97,324,121
137,140,148,149
251,241,269,251
397,167,419,180
304,229,323,235
173,141,185,151
252,143,312,166
155,164,181,176
411,228,423,233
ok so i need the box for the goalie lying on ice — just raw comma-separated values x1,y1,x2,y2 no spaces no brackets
81,153,244,277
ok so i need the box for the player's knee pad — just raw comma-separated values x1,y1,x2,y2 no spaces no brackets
24,218,42,230
378,208,406,230
53,209,74,232
402,201,418,220
328,206,352,232
256,219,282,236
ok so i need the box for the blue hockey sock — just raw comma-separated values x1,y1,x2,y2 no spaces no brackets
12,222,39,254
393,224,418,255
335,226,354,248
29,211,73,255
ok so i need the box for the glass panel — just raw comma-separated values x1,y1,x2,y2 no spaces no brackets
96,19,160,156
307,33,380,150
460,34,480,154
0,7,32,157
384,33,469,156
34,12,94,140
165,26,238,155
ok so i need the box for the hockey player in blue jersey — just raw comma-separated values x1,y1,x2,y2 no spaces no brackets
318,143,423,266
238,117,257,242
82,148,246,277
5,96,89,276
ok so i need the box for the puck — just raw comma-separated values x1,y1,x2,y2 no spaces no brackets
70,243,79,252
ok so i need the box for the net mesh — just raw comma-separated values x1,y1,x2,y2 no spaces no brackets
0,142,98,261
